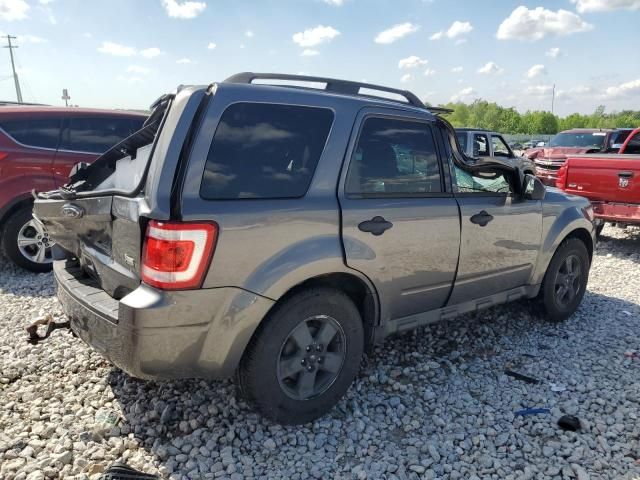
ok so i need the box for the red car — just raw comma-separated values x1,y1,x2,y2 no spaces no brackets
526,128,633,186
556,127,640,234
0,106,146,271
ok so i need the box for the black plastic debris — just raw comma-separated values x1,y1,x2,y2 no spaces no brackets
504,369,540,384
558,415,581,432
99,463,159,480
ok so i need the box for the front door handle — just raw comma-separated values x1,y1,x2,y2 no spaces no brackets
470,210,494,227
358,216,393,236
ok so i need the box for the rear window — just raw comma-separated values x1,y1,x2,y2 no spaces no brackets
60,116,143,154
0,117,61,149
456,132,467,152
200,102,334,199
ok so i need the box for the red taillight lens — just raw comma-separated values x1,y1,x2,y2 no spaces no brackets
141,220,218,290
556,164,567,189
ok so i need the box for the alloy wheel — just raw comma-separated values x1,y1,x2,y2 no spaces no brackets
554,254,582,308
16,219,55,265
277,315,346,401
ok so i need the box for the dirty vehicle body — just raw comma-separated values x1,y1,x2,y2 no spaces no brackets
35,74,596,423
455,128,536,175
0,106,146,271
527,129,633,187
557,127,640,233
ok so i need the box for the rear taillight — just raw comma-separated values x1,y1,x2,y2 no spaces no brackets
141,220,218,290
556,163,568,190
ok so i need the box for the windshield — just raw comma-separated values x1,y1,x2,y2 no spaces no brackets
548,132,606,149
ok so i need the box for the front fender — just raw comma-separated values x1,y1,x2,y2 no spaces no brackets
531,193,595,285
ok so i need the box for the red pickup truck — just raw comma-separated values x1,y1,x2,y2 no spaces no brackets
556,127,640,234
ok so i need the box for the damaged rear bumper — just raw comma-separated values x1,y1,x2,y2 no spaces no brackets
54,260,274,380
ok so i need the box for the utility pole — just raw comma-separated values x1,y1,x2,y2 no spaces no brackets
3,35,23,103
551,83,556,115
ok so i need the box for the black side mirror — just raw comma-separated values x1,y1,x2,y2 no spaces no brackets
524,174,545,201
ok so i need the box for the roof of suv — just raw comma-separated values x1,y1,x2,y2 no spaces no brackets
0,106,147,117
220,72,446,118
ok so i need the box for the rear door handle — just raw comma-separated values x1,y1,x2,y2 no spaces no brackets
470,210,494,227
358,216,393,236
619,171,634,178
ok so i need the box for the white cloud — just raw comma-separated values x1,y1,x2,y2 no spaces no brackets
423,68,436,77
292,25,340,47
98,41,136,57
478,62,504,75
604,79,640,99
301,49,319,56
398,55,428,69
450,87,476,102
400,73,413,83
496,6,592,41
127,65,150,74
546,47,561,59
39,0,54,4
245,30,254,38
430,20,473,41
207,42,216,50
451,66,464,73
571,0,640,12
526,64,546,78
322,0,344,5
161,0,206,19
140,47,162,58
375,23,419,44
176,58,192,64
0,0,30,20
525,84,554,96
557,85,593,100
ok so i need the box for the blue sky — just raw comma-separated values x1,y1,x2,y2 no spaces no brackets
0,0,639,116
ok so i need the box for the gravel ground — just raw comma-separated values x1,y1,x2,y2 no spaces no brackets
1,225,639,480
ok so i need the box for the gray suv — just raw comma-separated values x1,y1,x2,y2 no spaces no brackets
34,73,596,424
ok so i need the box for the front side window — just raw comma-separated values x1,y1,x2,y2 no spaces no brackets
473,134,490,157
491,135,512,157
453,165,512,195
0,117,61,149
61,117,139,153
200,103,334,199
624,132,640,154
345,117,442,195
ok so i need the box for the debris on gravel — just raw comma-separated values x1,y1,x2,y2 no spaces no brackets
1,226,639,479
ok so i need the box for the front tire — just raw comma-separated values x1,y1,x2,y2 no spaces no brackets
236,288,364,424
2,206,54,273
539,238,590,322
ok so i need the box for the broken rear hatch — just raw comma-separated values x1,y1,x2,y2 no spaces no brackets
33,94,172,299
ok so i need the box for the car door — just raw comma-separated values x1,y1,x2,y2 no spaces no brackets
339,110,460,322
447,161,543,304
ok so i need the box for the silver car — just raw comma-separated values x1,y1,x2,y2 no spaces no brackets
34,73,596,424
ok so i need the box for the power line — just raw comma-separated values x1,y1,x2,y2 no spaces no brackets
3,35,23,103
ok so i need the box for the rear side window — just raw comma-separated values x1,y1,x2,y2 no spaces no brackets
625,132,640,154
456,132,468,152
345,117,442,195
60,116,140,154
200,103,334,199
0,117,61,149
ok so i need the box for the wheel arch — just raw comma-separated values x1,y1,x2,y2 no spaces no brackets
0,194,34,243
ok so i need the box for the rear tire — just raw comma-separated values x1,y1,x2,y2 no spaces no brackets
539,238,590,322
236,288,364,424
2,205,54,273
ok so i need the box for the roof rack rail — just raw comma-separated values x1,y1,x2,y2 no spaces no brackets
224,72,448,112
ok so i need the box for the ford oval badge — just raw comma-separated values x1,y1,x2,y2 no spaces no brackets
61,204,84,219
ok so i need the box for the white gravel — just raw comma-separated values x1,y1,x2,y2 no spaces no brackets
1,225,639,480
